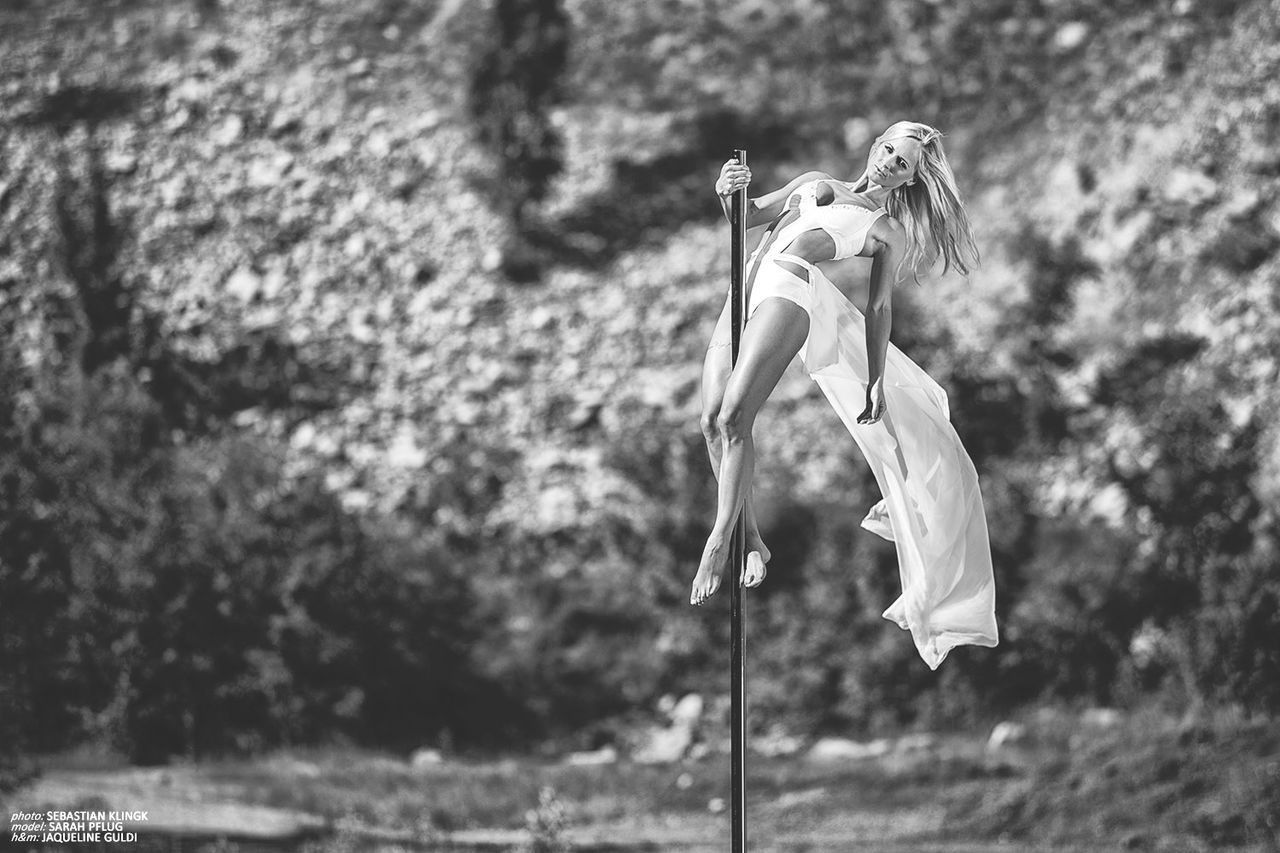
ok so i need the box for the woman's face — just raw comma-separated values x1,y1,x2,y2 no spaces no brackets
865,135,923,190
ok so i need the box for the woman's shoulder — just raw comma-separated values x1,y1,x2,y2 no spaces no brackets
867,212,907,251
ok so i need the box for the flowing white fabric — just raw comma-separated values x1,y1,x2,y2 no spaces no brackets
798,268,999,669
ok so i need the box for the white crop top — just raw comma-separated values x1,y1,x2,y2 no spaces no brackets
772,180,887,260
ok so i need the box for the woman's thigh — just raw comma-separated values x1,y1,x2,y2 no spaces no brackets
702,296,733,414
702,339,732,416
722,297,810,423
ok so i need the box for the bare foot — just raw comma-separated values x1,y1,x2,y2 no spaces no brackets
690,533,729,606
743,551,768,588
742,534,770,588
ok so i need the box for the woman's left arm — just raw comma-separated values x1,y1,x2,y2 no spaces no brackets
859,218,908,425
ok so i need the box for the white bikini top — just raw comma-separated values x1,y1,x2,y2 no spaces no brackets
785,180,829,210
785,179,882,212
774,180,887,261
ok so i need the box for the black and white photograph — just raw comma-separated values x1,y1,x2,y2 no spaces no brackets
1,0,1277,850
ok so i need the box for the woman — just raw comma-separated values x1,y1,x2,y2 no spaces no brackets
692,121,998,669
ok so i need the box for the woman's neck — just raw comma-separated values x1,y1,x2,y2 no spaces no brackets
850,173,891,207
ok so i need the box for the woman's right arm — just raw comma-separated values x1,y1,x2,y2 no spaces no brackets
714,162,831,228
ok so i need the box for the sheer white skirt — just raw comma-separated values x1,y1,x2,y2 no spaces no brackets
714,258,999,669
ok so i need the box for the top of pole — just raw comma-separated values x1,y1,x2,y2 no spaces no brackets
729,149,747,362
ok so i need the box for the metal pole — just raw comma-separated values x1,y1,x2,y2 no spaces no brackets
728,148,748,853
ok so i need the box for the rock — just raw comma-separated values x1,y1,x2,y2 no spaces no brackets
415,111,443,133
391,171,419,199
225,266,259,302
1054,22,1090,51
568,400,602,431
481,247,503,272
160,176,188,209
105,150,137,174
895,733,936,753
344,233,368,259
250,154,295,187
410,748,444,769
752,729,804,758
564,746,618,766
388,429,428,469
363,756,412,775
269,757,322,778
366,130,392,159
807,737,891,762
1241,139,1280,175
173,77,211,105
412,139,439,170
987,721,1027,750
213,114,244,147
633,725,692,765
1081,708,1122,729
670,694,703,727
1162,168,1218,209
291,423,316,450
633,692,703,764
1224,189,1264,221
269,110,301,136
260,261,288,301
528,306,556,330
166,106,192,132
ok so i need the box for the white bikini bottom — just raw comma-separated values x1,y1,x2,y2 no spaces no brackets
710,251,840,371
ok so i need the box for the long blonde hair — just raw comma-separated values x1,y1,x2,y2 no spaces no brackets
875,121,979,279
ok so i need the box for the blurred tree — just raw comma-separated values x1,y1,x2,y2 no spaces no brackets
469,0,570,229
1095,340,1274,713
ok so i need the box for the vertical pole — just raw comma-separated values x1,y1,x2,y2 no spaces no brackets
728,148,748,853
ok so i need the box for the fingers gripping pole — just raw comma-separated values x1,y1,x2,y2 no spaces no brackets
729,148,748,853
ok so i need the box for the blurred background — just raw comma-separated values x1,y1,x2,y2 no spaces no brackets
1,0,1278,850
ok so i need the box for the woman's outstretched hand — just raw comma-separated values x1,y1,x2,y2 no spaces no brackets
858,378,887,424
716,159,751,196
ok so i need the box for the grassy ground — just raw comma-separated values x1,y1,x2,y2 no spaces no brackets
5,710,1277,852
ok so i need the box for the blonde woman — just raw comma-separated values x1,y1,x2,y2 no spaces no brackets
692,121,998,669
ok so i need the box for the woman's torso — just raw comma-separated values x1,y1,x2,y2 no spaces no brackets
759,179,888,262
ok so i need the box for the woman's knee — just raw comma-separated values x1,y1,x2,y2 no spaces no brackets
716,398,752,443
699,406,720,443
